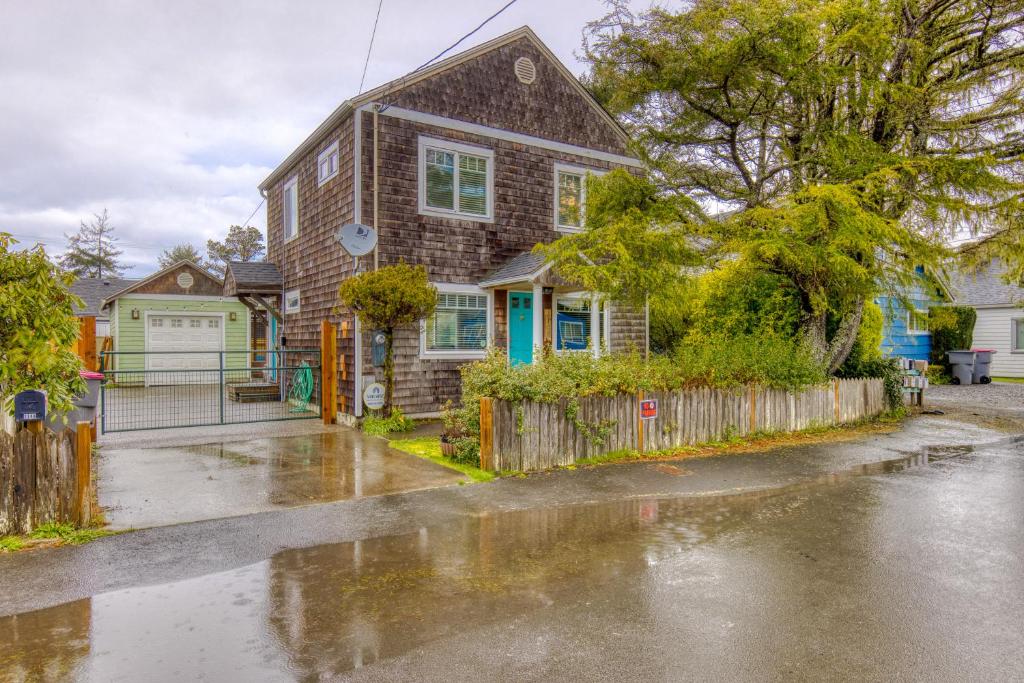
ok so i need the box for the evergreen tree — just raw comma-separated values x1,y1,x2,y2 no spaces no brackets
206,225,265,276
60,209,126,279
158,243,205,269
576,0,1024,372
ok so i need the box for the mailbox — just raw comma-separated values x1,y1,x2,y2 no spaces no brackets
14,390,46,422
371,330,387,367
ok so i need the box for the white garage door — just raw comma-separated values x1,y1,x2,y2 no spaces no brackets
146,314,224,385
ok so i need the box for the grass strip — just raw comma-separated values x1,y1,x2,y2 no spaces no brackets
388,436,496,483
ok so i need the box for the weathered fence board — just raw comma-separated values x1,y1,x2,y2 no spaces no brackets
0,424,91,536
486,379,885,472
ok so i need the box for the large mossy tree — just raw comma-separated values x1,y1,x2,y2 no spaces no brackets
573,0,1024,372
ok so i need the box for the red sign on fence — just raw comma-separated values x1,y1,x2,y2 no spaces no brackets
640,399,658,420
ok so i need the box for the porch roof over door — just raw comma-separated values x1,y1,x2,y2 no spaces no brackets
479,251,567,288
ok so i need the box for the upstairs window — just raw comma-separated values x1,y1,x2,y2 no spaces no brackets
283,176,299,241
419,138,493,220
422,289,489,358
555,164,602,232
318,141,340,186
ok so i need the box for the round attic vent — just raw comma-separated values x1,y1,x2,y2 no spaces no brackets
514,57,536,85
177,272,194,290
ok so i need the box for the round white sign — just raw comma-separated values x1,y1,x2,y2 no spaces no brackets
336,223,378,257
363,382,386,410
177,272,194,289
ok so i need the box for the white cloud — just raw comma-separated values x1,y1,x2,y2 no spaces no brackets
0,0,613,274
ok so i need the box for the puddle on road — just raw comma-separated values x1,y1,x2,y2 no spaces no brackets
1,444,990,681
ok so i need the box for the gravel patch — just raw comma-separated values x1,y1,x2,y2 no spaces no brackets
928,381,1024,413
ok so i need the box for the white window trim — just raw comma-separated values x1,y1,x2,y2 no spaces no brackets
317,140,340,187
283,176,299,242
417,136,495,223
554,163,605,233
1012,318,1024,353
419,283,492,360
906,308,930,336
284,289,301,314
551,292,609,355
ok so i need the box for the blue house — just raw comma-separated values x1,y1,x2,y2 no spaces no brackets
876,267,948,361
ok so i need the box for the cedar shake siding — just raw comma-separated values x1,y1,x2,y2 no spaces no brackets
266,116,358,410
379,36,628,156
262,26,645,417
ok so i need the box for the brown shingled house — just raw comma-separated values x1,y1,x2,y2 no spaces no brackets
259,26,647,418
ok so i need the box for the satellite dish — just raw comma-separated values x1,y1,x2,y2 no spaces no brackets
335,223,378,257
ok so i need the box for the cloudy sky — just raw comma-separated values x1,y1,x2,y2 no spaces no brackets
1,0,617,275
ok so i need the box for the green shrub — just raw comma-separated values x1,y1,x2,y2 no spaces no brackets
449,337,826,440
362,408,415,437
929,306,977,371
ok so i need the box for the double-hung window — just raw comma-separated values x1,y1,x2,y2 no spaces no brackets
555,164,601,232
555,296,605,352
418,138,493,220
317,141,340,186
283,176,299,241
422,287,489,358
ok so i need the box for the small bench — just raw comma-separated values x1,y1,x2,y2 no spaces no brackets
227,382,281,403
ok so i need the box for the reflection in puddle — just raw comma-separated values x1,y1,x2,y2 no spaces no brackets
0,446,979,680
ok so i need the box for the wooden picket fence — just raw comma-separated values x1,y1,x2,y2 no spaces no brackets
0,424,92,536
480,378,885,472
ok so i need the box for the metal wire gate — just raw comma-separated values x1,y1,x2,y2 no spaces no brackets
99,349,321,433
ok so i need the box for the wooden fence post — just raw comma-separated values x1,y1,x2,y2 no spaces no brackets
636,391,645,454
320,320,337,425
78,316,97,372
75,422,92,526
479,397,494,471
833,378,841,424
749,386,757,434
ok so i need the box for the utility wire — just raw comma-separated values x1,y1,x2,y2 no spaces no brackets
238,197,266,229
413,0,520,73
358,0,385,94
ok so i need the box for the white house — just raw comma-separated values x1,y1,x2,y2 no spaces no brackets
950,260,1024,378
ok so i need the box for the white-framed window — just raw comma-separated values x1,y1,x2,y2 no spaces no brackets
907,308,929,335
207,319,219,329
554,164,603,233
418,137,494,221
421,285,490,359
284,289,301,314
189,319,202,328
317,141,340,186
1012,319,1024,352
151,318,163,328
170,318,184,328
283,176,299,241
554,295,606,352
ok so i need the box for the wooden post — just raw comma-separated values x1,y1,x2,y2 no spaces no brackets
320,320,337,425
749,386,757,433
636,391,644,454
833,378,841,424
479,397,494,472
78,316,97,371
75,421,92,526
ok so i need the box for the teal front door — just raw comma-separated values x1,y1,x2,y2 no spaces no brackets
508,292,534,365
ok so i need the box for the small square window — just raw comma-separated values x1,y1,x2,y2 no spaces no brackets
171,319,183,328
151,318,163,328
285,289,301,314
208,319,219,329
190,319,202,328
317,141,340,186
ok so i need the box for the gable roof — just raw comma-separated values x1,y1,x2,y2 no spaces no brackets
259,26,631,192
100,260,223,308
949,260,1024,307
69,277,138,317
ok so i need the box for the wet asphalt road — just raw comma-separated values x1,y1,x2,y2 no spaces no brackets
2,417,1024,681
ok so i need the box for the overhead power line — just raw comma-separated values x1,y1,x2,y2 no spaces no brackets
413,0,520,73
359,0,385,94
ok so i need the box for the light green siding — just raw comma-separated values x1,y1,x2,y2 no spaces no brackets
113,297,249,371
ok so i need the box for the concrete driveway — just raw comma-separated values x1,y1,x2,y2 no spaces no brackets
98,425,464,529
